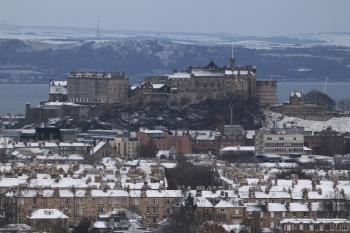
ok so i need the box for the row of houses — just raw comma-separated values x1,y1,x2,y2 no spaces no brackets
1,184,349,232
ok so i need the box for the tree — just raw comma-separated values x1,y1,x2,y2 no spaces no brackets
72,218,91,233
160,193,199,233
304,89,336,111
321,188,350,218
139,141,157,158
198,222,228,233
165,160,220,189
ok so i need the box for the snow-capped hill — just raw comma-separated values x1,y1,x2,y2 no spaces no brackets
0,25,350,83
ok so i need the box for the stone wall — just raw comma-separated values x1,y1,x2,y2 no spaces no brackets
256,80,278,107
270,105,330,121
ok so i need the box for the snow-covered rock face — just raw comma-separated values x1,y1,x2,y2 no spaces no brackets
265,111,350,133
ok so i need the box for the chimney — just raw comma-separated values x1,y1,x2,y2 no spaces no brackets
249,187,255,198
221,191,225,197
53,188,59,197
312,180,316,191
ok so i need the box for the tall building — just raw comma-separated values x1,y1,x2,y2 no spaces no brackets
255,127,305,156
49,81,67,102
67,71,129,104
256,80,278,107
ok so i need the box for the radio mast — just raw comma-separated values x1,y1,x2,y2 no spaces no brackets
96,16,101,40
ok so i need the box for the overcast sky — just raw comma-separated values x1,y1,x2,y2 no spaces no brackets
1,0,349,35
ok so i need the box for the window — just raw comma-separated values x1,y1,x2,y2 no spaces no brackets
309,224,314,231
110,197,117,204
340,224,348,231
320,224,324,231
293,224,299,230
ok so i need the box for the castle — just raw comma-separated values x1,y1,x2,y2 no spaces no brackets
26,58,277,123
61,58,276,106
139,58,257,103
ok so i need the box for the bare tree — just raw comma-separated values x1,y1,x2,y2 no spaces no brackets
321,188,350,218
198,222,228,233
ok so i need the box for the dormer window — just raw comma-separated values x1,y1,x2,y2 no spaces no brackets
44,210,53,215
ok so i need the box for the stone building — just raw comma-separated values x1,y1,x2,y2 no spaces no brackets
25,102,91,124
90,141,114,162
304,128,345,156
6,188,183,228
27,209,69,233
49,81,67,102
67,71,129,104
278,218,350,232
270,90,328,121
112,137,139,160
255,127,305,156
256,80,278,107
145,58,257,103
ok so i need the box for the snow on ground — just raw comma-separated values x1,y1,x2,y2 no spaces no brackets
265,111,350,133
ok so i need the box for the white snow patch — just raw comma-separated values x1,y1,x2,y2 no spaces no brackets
297,68,312,72
265,111,350,133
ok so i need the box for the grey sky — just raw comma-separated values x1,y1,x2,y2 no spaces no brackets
1,0,349,35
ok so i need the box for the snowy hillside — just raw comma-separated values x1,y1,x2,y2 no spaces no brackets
265,111,350,133
0,25,350,83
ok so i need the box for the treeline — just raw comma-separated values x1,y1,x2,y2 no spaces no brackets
165,159,220,190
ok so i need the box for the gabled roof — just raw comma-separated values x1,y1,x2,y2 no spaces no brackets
205,60,219,69
29,209,68,219
214,199,235,208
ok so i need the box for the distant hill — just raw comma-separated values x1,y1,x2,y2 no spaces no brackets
0,28,350,84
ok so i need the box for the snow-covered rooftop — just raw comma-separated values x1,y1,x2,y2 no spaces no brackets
29,209,68,219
